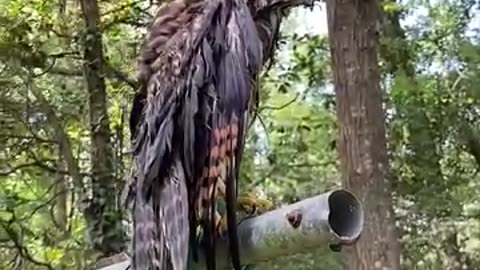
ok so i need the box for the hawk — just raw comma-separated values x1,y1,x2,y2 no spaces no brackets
126,1,315,270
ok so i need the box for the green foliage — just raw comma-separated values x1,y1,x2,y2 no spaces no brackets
383,0,480,268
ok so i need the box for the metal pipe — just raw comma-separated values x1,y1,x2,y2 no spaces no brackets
193,189,364,269
96,189,363,270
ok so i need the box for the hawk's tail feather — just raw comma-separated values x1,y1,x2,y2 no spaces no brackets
132,158,189,270
225,115,242,270
202,114,224,270
195,111,242,270
201,2,262,269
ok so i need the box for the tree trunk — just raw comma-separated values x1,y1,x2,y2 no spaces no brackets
325,0,401,269
79,0,126,256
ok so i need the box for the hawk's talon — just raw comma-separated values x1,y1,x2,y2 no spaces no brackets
237,194,273,216
238,214,256,226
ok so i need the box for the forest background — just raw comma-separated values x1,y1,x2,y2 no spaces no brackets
1,0,480,269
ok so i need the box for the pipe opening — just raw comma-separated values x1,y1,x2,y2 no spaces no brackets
327,190,363,240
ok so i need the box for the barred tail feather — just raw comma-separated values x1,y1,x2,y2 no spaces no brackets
193,2,263,270
219,3,262,270
132,158,189,270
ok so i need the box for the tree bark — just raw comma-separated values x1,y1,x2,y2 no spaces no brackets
54,155,68,231
79,0,126,256
325,0,401,269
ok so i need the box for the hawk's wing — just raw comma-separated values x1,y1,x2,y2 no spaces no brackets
130,1,224,270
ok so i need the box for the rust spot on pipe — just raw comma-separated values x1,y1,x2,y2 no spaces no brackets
286,209,302,229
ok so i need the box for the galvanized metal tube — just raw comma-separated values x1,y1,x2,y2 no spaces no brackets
97,189,363,270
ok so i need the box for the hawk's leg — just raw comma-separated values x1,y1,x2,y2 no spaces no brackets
214,211,228,237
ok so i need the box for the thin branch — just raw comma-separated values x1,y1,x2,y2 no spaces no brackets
101,17,150,31
46,67,83,76
21,188,70,222
23,76,85,194
0,221,54,270
104,63,138,89
0,162,48,176
0,134,56,144
100,0,143,17
259,92,300,111
99,0,154,32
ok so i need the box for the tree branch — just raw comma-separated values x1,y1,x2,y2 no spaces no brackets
104,63,138,89
25,78,84,194
0,220,54,270
251,0,316,13
0,162,47,176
